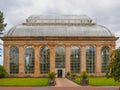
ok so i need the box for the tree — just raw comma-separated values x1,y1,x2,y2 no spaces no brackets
106,49,120,89
0,11,7,32
0,65,7,78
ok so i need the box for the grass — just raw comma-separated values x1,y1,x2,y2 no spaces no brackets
0,78,49,86
75,77,120,86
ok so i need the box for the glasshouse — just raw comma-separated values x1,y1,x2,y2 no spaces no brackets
3,15,118,77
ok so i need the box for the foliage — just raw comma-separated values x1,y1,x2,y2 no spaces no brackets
70,73,77,81
0,11,7,32
48,72,56,80
71,73,77,77
0,65,7,78
66,72,70,76
106,49,120,82
80,71,88,80
0,78,48,86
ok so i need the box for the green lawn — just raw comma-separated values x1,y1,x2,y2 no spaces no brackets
0,78,48,86
75,77,120,86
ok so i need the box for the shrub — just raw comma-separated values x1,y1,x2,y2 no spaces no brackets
80,71,89,86
66,72,70,76
81,71,88,80
48,72,56,86
71,73,77,77
0,65,7,78
71,73,77,80
48,72,56,80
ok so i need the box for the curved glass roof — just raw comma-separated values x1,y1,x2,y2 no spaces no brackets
5,15,114,37
26,15,92,23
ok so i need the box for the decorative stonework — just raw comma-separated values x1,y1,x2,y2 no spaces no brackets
3,38,117,77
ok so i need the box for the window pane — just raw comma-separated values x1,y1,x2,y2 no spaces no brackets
86,46,95,73
70,46,80,73
101,46,110,73
24,46,34,74
55,46,65,68
40,46,50,74
9,46,19,74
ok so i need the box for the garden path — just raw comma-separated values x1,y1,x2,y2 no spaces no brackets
55,78,80,87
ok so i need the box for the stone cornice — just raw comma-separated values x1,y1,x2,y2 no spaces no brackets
2,36,119,41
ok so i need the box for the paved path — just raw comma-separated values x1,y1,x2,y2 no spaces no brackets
55,78,80,87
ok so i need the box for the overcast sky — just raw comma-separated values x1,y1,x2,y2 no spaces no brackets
0,0,120,64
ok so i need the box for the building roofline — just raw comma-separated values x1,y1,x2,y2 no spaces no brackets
2,36,119,41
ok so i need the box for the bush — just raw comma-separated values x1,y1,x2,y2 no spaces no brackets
0,65,7,78
48,72,56,80
80,71,89,86
71,73,77,77
66,72,70,76
81,71,88,80
48,72,56,86
71,73,77,80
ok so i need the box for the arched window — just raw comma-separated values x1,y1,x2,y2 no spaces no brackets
55,46,65,68
24,46,34,74
9,46,19,74
40,46,50,74
101,46,110,73
86,46,95,73
70,46,80,73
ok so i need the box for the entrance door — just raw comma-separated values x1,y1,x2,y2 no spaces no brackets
58,70,62,78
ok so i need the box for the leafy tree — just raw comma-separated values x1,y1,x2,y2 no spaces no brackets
106,49,120,89
0,65,7,78
0,11,7,32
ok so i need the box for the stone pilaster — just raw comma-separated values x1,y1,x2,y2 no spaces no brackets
65,45,71,72
96,45,102,75
50,46,55,72
19,45,25,75
81,45,86,72
34,45,40,77
111,43,115,54
4,44,9,74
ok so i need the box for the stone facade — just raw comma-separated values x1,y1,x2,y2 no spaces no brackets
3,36,118,77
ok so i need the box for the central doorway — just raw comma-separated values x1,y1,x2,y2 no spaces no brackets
58,70,62,78
55,46,66,78
55,68,65,77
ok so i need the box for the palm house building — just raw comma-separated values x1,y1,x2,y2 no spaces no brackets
3,15,118,77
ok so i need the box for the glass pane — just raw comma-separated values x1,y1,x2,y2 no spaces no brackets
70,46,80,73
9,46,19,74
86,46,95,73
24,46,34,74
101,46,110,73
40,46,50,74
55,46,65,68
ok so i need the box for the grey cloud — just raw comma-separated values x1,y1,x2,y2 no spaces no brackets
0,0,120,47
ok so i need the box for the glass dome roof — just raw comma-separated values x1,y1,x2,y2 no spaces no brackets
5,15,114,37
26,15,92,23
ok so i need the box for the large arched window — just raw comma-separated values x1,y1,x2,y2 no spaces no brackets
70,46,80,73
9,46,19,74
40,46,50,74
55,46,65,68
86,46,95,73
24,46,34,74
101,46,110,73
